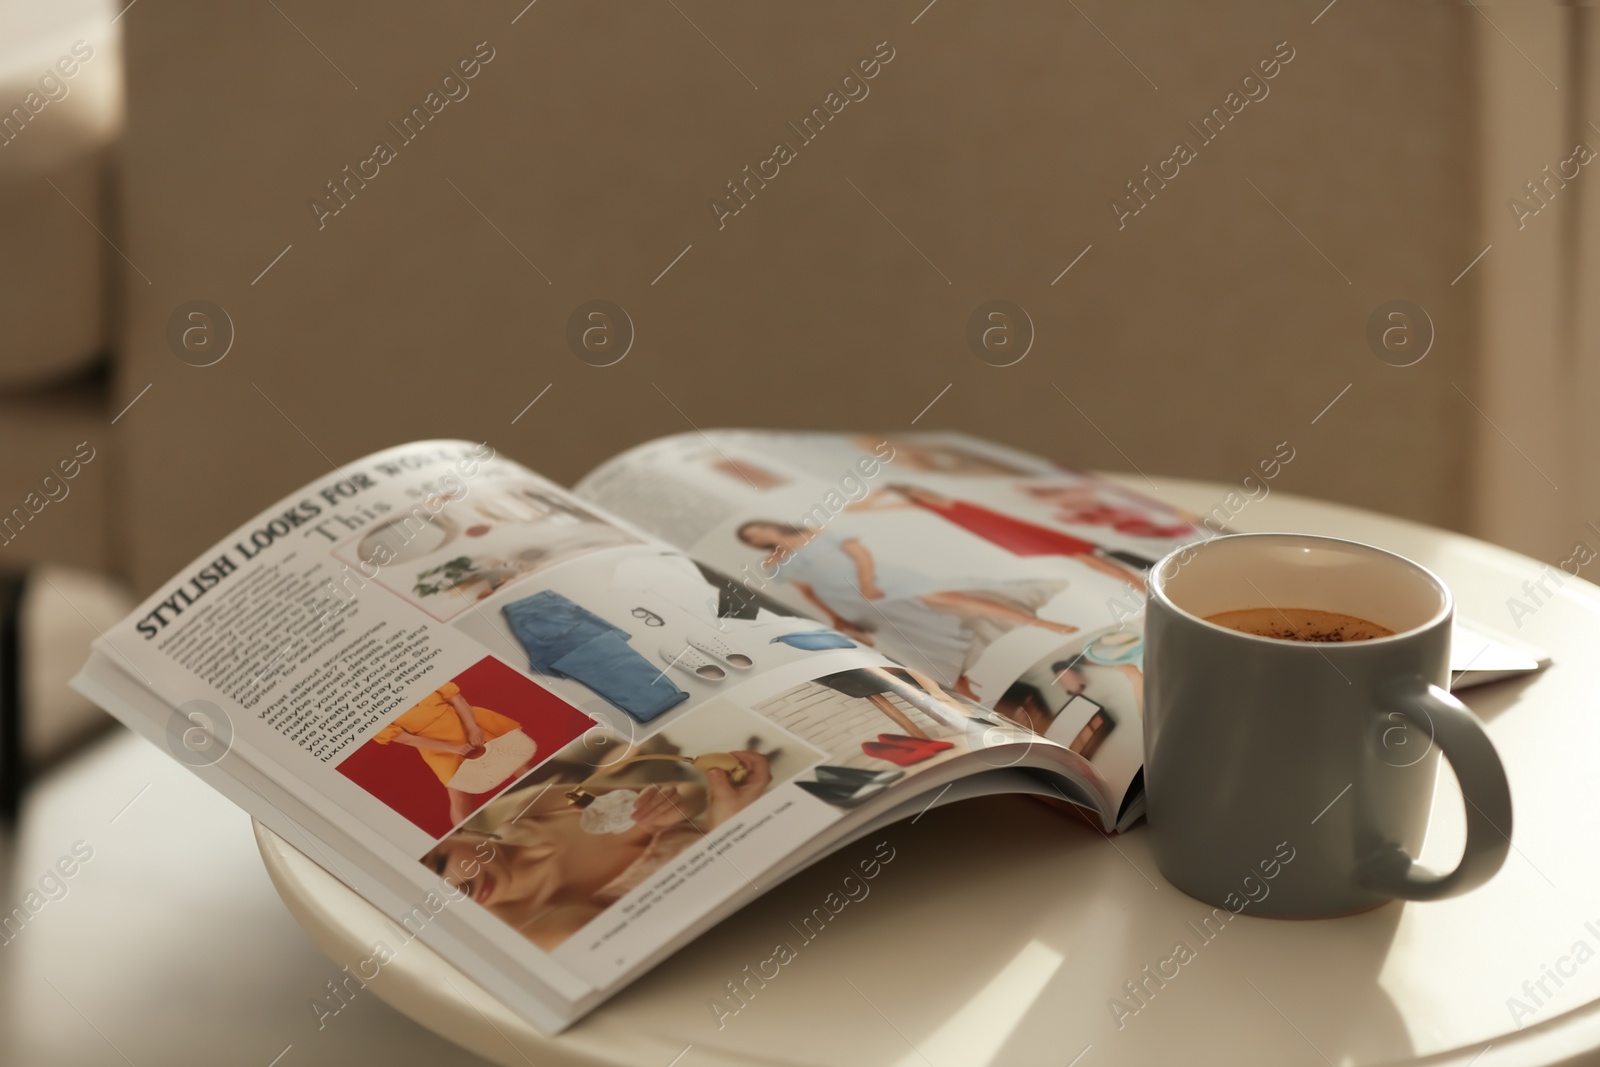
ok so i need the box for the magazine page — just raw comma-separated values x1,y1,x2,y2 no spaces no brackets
575,431,1218,812
73,438,1112,1016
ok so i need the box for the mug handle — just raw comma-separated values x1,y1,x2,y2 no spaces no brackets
1357,681,1513,901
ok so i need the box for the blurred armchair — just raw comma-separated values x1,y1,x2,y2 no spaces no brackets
0,0,134,813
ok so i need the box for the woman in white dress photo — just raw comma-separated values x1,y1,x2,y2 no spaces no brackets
736,521,1075,698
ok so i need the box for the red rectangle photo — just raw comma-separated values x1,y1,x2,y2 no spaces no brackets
337,656,596,837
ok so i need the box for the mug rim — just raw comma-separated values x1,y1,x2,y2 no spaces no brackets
1148,531,1454,648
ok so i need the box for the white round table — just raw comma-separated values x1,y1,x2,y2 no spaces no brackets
256,476,1600,1067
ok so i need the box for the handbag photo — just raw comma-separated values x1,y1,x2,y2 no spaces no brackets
446,729,539,793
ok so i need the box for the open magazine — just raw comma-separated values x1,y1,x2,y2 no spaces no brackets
70,431,1543,1033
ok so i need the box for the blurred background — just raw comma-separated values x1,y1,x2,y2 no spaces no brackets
0,0,1595,1062
7,2,1597,591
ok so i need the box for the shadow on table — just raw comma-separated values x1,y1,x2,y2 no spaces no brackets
575,795,1416,1067
1458,669,1543,726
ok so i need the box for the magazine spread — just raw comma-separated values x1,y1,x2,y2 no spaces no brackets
70,430,1541,1033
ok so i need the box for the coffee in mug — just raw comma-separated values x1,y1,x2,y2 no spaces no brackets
1204,607,1394,643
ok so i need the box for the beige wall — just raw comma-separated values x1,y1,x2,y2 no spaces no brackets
114,1,1477,593
1472,5,1600,568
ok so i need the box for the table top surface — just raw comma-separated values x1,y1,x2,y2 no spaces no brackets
257,476,1600,1067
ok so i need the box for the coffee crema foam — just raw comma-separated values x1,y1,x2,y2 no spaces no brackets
1204,607,1395,643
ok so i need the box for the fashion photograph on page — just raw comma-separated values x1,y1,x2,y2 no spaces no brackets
752,664,1075,810
419,700,819,951
335,655,596,836
990,627,1147,799
726,473,1191,705
331,480,641,621
451,541,886,734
